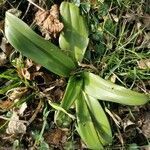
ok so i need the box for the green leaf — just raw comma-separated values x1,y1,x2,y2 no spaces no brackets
83,72,149,105
0,69,20,94
5,12,76,77
55,75,83,127
48,100,75,120
75,92,103,149
83,92,112,145
59,2,89,62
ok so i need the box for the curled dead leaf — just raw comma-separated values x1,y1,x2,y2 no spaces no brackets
35,4,64,39
6,111,26,134
123,119,135,132
6,87,28,101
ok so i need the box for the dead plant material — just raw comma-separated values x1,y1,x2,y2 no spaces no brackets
137,59,150,69
142,112,150,139
0,20,4,33
53,88,63,101
35,4,64,39
6,111,26,134
17,59,43,81
0,37,13,56
0,52,7,66
6,87,28,101
28,100,43,125
0,99,13,110
44,128,67,147
20,68,31,80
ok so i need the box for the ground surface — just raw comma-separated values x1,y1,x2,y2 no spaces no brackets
0,0,150,149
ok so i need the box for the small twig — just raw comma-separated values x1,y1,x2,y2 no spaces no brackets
22,3,31,19
27,0,45,11
27,99,43,125
105,108,121,127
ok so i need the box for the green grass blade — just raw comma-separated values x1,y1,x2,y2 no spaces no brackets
55,76,83,127
0,69,20,94
83,92,112,145
5,12,76,77
83,72,149,105
59,2,89,62
75,92,103,149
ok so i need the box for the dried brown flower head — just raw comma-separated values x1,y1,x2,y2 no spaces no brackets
35,4,64,39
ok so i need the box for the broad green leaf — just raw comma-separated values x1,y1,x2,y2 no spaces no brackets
59,2,89,62
75,92,103,149
83,92,112,145
83,72,149,105
55,75,83,127
5,12,76,77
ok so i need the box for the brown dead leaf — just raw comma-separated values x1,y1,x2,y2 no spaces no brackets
35,4,64,39
53,88,63,101
24,59,41,71
142,14,150,29
20,68,31,80
137,59,150,69
17,58,42,80
0,20,4,33
0,99,13,110
7,87,28,101
44,128,67,147
144,33,150,48
142,112,150,139
123,12,136,22
0,37,13,56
